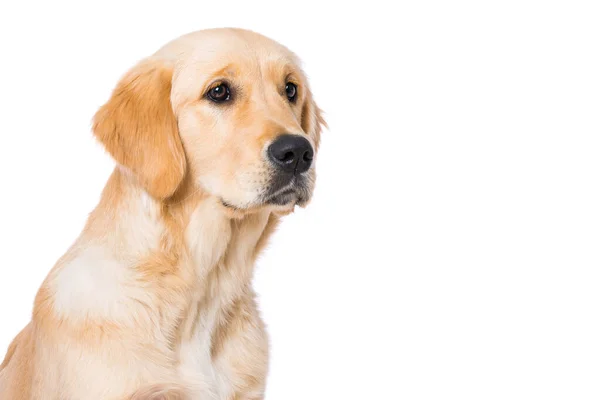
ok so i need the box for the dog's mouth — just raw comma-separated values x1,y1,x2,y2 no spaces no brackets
262,175,311,206
264,187,304,206
220,176,311,212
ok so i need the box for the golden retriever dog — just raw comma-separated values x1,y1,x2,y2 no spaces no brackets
0,28,324,399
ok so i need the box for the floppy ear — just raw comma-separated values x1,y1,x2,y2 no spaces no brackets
93,59,186,199
301,87,327,150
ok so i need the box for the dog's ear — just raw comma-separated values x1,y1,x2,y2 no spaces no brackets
301,87,327,150
93,59,186,199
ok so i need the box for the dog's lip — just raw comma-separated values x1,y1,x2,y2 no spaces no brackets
263,178,301,200
271,188,296,197
220,199,241,210
264,188,306,206
219,179,310,211
220,189,306,211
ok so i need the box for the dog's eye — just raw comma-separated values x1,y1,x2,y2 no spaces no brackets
285,82,297,102
207,83,231,103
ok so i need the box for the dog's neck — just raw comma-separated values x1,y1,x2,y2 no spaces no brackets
36,169,279,336
90,168,278,288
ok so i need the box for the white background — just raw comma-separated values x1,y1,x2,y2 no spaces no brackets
0,1,599,399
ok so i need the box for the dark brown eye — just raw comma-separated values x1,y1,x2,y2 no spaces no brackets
285,82,297,102
207,83,231,103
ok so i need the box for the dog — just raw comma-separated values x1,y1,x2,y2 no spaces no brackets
0,28,325,399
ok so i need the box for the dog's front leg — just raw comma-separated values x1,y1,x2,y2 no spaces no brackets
211,290,269,400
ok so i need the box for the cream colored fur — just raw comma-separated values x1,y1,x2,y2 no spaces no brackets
0,28,324,400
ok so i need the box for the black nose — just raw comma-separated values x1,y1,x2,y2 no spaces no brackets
267,134,314,174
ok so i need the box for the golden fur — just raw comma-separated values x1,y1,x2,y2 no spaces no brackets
0,28,324,399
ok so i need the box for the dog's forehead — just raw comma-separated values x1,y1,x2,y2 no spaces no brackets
155,28,298,69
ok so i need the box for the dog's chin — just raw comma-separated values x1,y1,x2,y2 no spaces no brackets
219,189,311,218
265,189,303,206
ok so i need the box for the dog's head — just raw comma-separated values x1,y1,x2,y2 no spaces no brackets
93,28,325,213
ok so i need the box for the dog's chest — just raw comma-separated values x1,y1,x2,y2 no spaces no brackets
176,208,271,397
177,302,226,399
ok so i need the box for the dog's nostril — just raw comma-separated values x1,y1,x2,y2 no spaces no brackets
281,151,295,163
303,151,313,162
